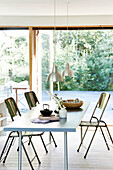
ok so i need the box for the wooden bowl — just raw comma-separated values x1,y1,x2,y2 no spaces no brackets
63,99,83,108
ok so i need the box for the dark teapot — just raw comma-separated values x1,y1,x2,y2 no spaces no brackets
40,104,53,117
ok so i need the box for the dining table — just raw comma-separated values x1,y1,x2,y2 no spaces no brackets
4,100,89,170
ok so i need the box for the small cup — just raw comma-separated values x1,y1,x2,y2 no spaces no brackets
59,108,67,119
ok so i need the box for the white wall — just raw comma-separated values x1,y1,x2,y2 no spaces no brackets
0,15,113,26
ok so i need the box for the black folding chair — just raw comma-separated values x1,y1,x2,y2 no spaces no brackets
24,91,57,151
77,92,113,158
0,97,42,170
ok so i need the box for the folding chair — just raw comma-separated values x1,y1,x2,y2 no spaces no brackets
24,90,39,110
0,97,42,170
24,91,57,151
77,92,113,158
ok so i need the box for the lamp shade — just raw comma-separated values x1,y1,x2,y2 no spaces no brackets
61,63,74,77
47,64,63,82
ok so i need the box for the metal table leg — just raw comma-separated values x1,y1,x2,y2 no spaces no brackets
19,131,22,170
64,132,68,170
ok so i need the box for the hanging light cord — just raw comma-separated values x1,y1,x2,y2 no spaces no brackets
54,0,56,64
67,1,70,63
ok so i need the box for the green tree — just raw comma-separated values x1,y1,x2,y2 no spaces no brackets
0,31,29,84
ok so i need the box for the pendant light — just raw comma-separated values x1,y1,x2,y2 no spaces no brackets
61,1,74,77
47,0,63,82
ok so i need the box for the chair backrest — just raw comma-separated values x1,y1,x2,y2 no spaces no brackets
24,91,40,110
90,92,110,122
5,97,21,121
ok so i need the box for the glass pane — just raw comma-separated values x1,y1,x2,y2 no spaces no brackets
39,29,113,124
0,30,29,110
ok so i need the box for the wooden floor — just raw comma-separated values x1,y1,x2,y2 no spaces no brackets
0,128,113,170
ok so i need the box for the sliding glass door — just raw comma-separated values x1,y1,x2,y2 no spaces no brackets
0,30,29,105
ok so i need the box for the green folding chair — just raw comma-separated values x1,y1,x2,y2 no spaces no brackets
24,90,39,110
24,91,57,152
0,97,42,170
77,92,113,158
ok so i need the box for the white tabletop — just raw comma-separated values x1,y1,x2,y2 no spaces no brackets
4,101,89,132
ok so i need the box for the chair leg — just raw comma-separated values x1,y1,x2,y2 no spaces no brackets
77,126,89,152
50,132,57,147
17,136,24,152
22,141,34,170
84,127,98,159
0,135,11,161
3,137,15,164
28,136,32,145
40,136,48,153
30,140,41,164
106,126,113,144
81,126,83,144
100,127,110,150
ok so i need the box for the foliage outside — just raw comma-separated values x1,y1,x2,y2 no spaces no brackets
41,30,113,91
0,30,113,92
0,31,29,86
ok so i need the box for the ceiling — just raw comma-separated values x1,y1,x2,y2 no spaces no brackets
0,0,113,16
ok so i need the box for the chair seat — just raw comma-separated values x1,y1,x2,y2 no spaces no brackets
23,131,44,136
80,121,106,127
10,131,44,137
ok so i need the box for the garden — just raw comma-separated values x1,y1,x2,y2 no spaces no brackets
0,29,113,95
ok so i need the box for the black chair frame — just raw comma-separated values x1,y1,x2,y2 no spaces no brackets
77,92,113,158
